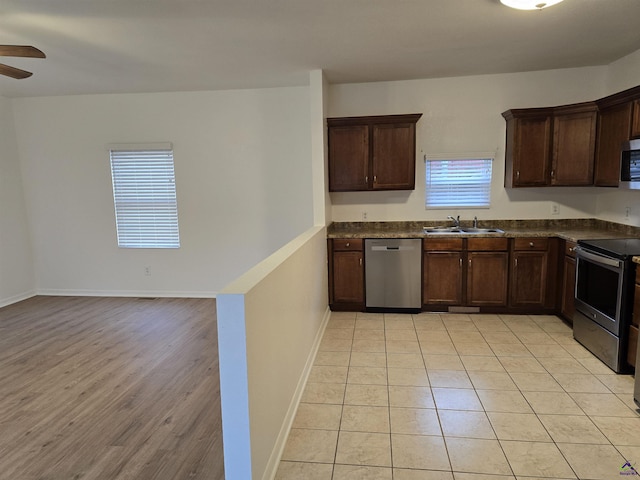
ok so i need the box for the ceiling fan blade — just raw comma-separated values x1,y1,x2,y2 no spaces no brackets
0,45,46,58
0,63,33,79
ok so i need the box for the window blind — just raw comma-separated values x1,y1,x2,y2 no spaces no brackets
425,157,493,208
109,146,180,248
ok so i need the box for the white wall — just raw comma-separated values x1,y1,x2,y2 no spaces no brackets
605,48,640,94
0,97,35,305
328,67,614,223
11,87,313,296
217,226,329,480
309,70,332,226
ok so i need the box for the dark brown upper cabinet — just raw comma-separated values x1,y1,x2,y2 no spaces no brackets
551,103,597,186
594,86,640,186
503,108,553,187
632,99,640,138
328,114,422,192
502,102,597,187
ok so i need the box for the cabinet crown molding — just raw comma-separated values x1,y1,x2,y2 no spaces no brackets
327,113,422,127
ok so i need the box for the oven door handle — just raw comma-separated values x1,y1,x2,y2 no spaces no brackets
574,246,621,268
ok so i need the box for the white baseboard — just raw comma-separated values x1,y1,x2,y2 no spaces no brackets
0,290,37,308
262,306,332,480
35,289,218,298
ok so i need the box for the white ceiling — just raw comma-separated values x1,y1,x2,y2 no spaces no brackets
1,0,640,98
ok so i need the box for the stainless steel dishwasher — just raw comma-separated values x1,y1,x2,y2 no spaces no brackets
365,238,422,312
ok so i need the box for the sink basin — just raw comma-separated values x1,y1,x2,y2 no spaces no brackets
460,227,505,234
423,226,505,235
423,226,463,234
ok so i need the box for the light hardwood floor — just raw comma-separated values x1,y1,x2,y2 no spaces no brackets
0,296,224,480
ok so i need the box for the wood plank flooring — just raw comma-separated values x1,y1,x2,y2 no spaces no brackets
0,296,224,480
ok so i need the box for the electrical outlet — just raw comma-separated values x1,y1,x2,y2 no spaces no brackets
625,206,630,219
144,266,151,276
551,203,560,215
362,211,368,221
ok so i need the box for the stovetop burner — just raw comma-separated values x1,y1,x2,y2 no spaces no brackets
578,237,640,260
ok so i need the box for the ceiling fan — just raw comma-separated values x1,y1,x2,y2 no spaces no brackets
0,45,45,79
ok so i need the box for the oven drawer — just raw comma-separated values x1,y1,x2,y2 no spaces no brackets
573,310,623,372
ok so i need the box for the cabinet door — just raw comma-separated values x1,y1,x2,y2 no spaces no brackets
594,102,632,186
467,252,508,306
632,100,640,139
328,125,369,191
423,252,463,306
511,115,551,186
331,251,364,305
372,123,415,190
510,251,548,307
551,109,597,185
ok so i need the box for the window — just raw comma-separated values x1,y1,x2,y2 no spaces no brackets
109,144,180,248
425,154,493,208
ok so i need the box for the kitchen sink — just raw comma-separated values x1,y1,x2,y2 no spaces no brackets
423,226,463,233
423,226,505,235
460,227,505,234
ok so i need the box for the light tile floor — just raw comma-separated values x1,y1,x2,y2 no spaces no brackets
276,312,640,480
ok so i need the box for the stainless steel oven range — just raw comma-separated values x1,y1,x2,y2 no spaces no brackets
573,238,640,373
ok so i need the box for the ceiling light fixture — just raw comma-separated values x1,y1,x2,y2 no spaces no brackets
500,0,564,10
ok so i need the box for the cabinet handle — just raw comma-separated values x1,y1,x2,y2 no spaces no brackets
373,175,377,183
515,258,518,268
551,170,555,178
569,247,574,252
346,242,350,247
516,171,520,179
460,258,463,268
359,258,362,266
529,242,534,248
365,176,368,183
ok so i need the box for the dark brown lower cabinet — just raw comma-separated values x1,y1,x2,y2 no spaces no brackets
423,237,508,308
509,237,558,311
560,241,577,323
328,235,560,314
467,251,509,307
423,238,464,307
329,239,364,311
511,251,548,307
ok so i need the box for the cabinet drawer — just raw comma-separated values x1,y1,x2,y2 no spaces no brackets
514,237,549,251
565,241,577,257
467,237,508,251
628,324,638,368
332,238,363,251
423,238,463,251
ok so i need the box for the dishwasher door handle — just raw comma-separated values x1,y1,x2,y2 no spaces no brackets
371,245,416,251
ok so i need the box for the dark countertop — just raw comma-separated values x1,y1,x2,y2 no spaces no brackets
327,218,640,243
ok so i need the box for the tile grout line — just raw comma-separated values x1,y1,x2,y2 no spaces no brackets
285,311,639,479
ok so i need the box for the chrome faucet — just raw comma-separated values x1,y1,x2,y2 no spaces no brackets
447,215,460,227
473,216,478,228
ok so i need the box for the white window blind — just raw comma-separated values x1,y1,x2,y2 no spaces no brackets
425,155,493,209
109,145,180,248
